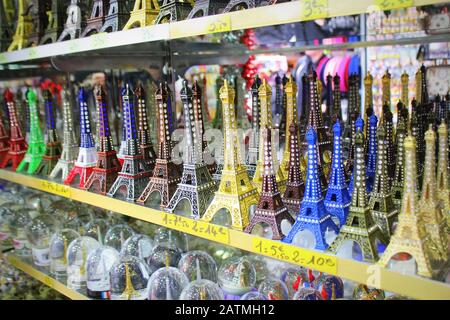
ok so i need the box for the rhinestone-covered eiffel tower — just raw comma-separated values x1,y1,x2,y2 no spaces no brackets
324,74,333,131
348,118,364,195
327,118,387,262
0,103,9,162
35,89,62,176
343,74,360,159
57,0,83,41
411,99,425,186
17,89,46,174
7,0,33,51
100,0,129,32
245,126,294,240
368,121,398,240
245,75,262,179
419,125,448,262
201,80,259,231
283,128,339,250
378,133,434,278
108,84,152,202
123,0,159,29
64,87,98,188
436,123,450,229
39,0,67,44
253,79,286,193
273,74,284,134
165,80,216,218
84,85,122,195
391,117,407,210
50,88,79,181
154,0,191,24
324,122,350,227
135,84,156,171
382,104,395,186
137,83,181,207
280,76,298,179
81,0,107,37
332,75,342,125
363,72,374,146
365,114,377,193
381,70,391,108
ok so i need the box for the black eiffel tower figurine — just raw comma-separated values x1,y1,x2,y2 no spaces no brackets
100,0,130,32
81,0,107,37
135,84,156,172
40,0,68,44
154,0,192,24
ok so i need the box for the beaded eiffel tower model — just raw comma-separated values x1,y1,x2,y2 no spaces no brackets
332,75,342,125
165,81,216,218
245,126,294,240
282,122,304,215
280,76,298,179
57,0,83,41
348,118,364,195
378,133,434,277
383,104,395,186
253,79,286,194
363,72,374,149
391,117,407,209
0,90,28,169
368,119,398,240
17,89,46,174
201,80,259,230
273,74,284,134
324,74,333,131
0,103,9,162
419,125,448,262
84,85,122,195
436,123,450,229
135,84,156,171
283,128,339,250
123,0,159,30
324,122,350,227
154,0,192,24
343,74,360,158
81,0,107,37
245,75,262,179
108,84,152,202
64,88,98,188
327,118,387,262
100,0,129,32
411,99,425,186
365,114,377,193
7,0,33,51
137,83,181,207
50,88,79,181
39,0,67,44
35,89,62,176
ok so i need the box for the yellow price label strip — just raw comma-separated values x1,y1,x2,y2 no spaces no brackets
43,275,54,287
162,213,229,244
300,0,328,21
206,15,232,34
252,238,338,274
40,181,72,198
374,0,414,10
90,33,108,49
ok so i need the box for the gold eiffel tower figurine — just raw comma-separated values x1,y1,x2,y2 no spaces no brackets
419,125,448,262
7,0,33,51
120,263,139,300
378,133,434,278
436,123,450,230
400,72,409,106
381,70,391,107
252,79,286,194
201,80,259,230
122,0,159,30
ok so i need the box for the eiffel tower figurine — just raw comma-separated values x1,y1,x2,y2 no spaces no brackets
324,122,350,227
363,72,373,142
332,75,342,125
223,0,255,12
436,123,450,229
135,84,156,171
201,80,259,231
348,118,364,195
187,0,227,19
365,114,377,193
419,125,448,262
154,0,191,24
245,126,294,240
245,75,262,179
283,128,338,250
0,104,9,163
64,87,98,188
7,0,33,51
108,84,152,202
0,0,14,52
382,70,391,108
17,89,46,174
165,80,216,218
84,85,122,195
35,89,62,176
343,74,359,161
391,116,407,210
378,133,434,277
273,74,284,135
123,0,159,30
328,118,387,261
39,0,68,44
81,0,107,37
28,0,51,47
57,0,83,41
0,90,28,169
282,122,304,215
368,120,398,240
253,79,286,194
100,0,129,32
324,74,333,131
50,88,79,181
400,72,409,107
383,104,395,186
137,83,181,208
280,76,298,179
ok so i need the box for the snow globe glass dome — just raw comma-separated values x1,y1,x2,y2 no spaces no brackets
66,236,101,290
315,275,344,300
110,255,150,300
0,206,15,246
147,244,182,274
104,224,135,251
180,279,224,300
153,227,188,252
86,246,120,299
178,250,218,282
352,284,385,300
121,234,153,260
49,229,80,279
291,276,324,300
9,208,32,257
84,219,110,244
49,200,76,219
25,193,52,212
280,267,308,298
240,291,267,300
218,256,257,298
147,265,189,300
258,278,289,300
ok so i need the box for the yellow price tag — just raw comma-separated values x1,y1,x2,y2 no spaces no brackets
28,47,38,59
375,0,413,10
206,15,231,34
43,275,54,287
300,0,328,21
40,180,72,198
162,213,229,244
90,32,108,49
252,238,338,274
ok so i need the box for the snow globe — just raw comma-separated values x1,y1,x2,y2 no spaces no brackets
25,193,52,212
240,291,267,300
280,267,308,298
0,206,15,246
110,255,150,300
258,278,289,300
153,227,189,252
9,209,32,257
218,256,256,299
84,219,110,244
292,276,324,300
147,256,189,300
178,250,218,282
86,246,120,299
104,224,135,251
353,284,385,300
49,228,80,279
147,244,182,274
315,275,344,300
26,214,60,268
121,234,153,260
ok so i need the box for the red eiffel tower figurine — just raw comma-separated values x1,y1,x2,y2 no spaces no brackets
0,103,9,162
135,84,156,171
0,89,28,169
84,85,122,195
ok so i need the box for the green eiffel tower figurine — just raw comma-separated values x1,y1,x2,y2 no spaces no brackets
17,89,46,174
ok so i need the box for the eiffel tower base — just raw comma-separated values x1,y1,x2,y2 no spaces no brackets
84,168,120,195
245,211,294,240
107,174,150,202
64,165,95,189
16,154,44,175
49,159,74,181
35,156,61,176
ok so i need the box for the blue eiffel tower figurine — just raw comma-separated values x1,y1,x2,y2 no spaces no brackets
366,114,378,193
283,128,339,250
348,118,364,195
324,122,350,227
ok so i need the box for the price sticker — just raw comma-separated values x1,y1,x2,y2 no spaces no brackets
206,15,232,34
300,0,328,21
162,213,229,244
40,180,72,198
252,238,337,274
28,47,38,59
374,0,413,10
43,275,54,287
91,32,108,49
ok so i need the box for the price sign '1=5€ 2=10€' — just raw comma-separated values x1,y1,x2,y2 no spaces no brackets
252,238,338,275
40,180,72,199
